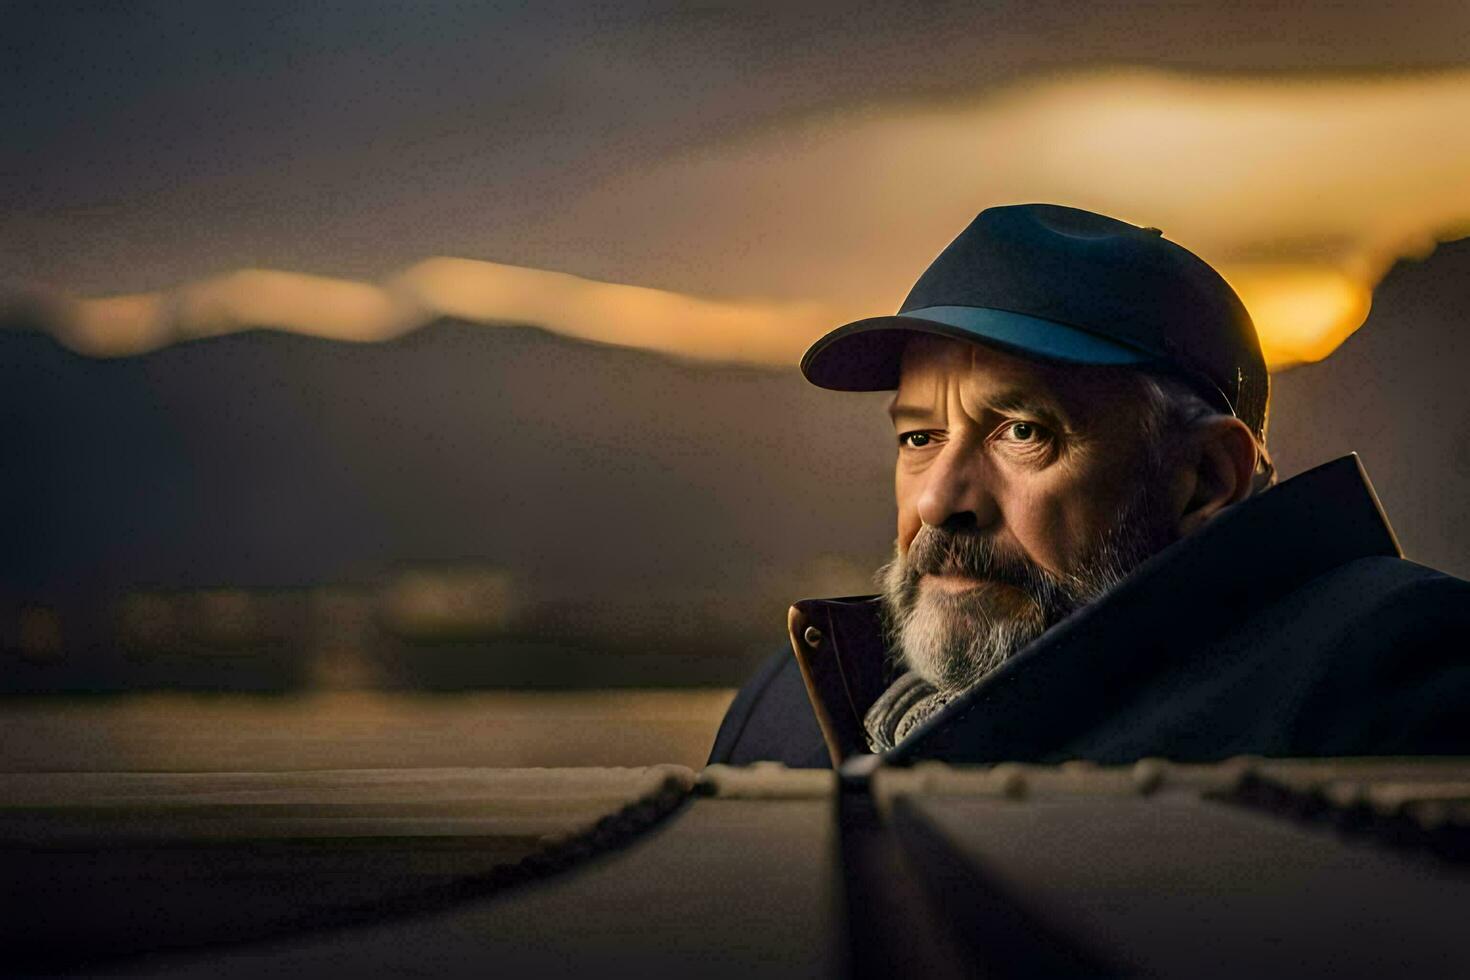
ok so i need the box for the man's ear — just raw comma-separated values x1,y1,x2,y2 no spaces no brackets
1174,416,1259,538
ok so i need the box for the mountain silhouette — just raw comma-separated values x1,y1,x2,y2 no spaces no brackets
0,320,893,687
1270,234,1470,578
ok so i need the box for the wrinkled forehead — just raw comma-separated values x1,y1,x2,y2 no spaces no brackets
893,333,1141,421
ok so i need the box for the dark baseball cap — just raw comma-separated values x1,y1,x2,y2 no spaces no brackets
800,204,1269,442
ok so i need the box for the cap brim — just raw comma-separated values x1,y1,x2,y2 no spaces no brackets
801,304,1152,391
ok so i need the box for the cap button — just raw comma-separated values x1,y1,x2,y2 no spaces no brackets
803,626,824,648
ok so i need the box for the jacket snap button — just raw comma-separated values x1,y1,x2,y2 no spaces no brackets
803,626,824,648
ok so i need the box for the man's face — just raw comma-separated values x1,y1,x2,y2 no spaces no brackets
880,334,1176,693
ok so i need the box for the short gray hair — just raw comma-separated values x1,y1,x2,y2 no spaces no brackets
1135,371,1276,496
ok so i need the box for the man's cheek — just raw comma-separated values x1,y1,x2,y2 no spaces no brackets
1009,501,1074,571
899,529,919,557
896,505,922,552
895,472,922,546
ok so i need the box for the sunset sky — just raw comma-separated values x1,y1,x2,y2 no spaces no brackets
6,2,1470,368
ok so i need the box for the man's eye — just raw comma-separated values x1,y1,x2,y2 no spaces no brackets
899,431,932,449
1001,421,1046,443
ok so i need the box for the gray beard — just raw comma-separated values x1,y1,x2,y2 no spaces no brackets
876,483,1173,699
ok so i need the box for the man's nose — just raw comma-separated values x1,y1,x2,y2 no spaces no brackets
915,443,999,530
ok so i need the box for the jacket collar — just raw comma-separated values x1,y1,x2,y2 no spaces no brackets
786,454,1401,766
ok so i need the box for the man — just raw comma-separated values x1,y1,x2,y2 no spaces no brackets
709,203,1470,769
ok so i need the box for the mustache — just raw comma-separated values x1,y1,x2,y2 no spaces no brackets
902,524,1055,593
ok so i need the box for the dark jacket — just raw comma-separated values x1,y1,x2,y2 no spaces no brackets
708,455,1470,768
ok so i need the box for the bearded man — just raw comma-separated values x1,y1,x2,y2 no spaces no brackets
709,203,1470,769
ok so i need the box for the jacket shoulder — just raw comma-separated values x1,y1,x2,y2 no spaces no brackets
1287,556,1470,755
707,649,831,769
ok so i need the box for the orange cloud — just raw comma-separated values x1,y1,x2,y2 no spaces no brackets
546,67,1470,369
27,260,835,365
11,68,1470,370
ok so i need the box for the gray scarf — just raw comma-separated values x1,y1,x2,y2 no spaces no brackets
862,671,953,753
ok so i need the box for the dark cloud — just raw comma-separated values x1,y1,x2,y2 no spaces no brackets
6,1,1470,292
